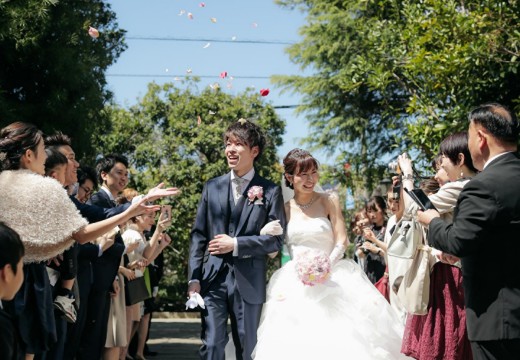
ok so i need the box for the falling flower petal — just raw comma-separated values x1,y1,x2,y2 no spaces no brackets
238,118,247,125
252,22,258,28
186,68,192,74
165,68,169,72
220,71,228,79
203,42,211,49
88,26,99,39
199,2,205,7
231,36,237,41
187,12,194,20
197,115,202,126
174,77,181,81
260,88,270,97
178,9,186,16
229,76,234,80
209,110,216,115
209,82,220,90
210,17,217,23
226,82,233,89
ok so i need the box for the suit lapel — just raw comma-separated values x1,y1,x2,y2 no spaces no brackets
218,174,230,216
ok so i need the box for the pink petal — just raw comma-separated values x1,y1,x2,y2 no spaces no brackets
220,71,228,79
199,2,205,7
188,12,194,19
88,26,99,39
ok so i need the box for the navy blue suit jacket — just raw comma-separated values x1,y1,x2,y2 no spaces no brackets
189,171,286,304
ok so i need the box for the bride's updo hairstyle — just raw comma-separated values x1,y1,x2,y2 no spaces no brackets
224,119,266,161
0,122,43,172
283,148,320,189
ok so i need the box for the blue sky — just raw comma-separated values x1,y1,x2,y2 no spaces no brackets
105,0,333,163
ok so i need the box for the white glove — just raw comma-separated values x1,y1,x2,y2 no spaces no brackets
260,220,283,236
329,244,346,266
185,292,205,310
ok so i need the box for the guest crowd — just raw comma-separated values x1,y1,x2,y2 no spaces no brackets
1,102,520,360
0,122,179,360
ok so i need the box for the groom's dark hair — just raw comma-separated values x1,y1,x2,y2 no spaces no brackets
224,119,266,161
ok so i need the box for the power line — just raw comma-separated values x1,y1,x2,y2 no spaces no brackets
126,36,295,45
107,74,272,79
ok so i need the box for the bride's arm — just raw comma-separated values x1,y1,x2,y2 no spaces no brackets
327,193,348,264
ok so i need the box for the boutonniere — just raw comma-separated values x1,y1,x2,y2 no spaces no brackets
247,186,264,205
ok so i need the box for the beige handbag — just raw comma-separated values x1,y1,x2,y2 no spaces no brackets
387,213,434,315
396,241,434,315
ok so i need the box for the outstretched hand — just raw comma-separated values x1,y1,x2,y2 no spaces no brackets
145,183,181,202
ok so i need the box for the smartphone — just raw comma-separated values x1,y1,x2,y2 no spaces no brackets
161,205,172,221
404,188,437,211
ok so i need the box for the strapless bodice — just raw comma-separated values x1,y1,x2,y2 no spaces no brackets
286,216,334,255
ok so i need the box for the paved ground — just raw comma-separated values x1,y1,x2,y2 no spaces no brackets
147,317,202,360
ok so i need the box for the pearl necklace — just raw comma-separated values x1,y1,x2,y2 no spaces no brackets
295,195,316,210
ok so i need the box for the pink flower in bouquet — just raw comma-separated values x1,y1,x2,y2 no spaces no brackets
247,186,264,205
295,249,331,286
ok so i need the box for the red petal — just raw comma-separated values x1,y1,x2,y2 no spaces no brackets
260,88,270,96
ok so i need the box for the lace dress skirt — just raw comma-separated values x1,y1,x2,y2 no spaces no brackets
401,263,472,359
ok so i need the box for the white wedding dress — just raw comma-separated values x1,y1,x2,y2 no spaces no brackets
252,217,409,360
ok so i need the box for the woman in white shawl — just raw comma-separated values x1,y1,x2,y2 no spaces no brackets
0,122,178,359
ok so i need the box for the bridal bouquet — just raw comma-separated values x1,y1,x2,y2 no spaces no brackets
295,249,331,286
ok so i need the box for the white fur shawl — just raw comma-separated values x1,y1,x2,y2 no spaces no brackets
0,170,88,263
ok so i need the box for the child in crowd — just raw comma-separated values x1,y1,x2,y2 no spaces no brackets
0,222,25,360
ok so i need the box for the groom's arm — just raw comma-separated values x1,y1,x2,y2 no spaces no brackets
188,183,210,282
235,185,286,258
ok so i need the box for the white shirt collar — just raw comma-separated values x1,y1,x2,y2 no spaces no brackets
483,152,511,170
231,167,255,182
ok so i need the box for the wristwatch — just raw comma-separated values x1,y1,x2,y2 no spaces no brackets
402,173,414,181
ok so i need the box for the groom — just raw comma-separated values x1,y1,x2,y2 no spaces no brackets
188,119,286,360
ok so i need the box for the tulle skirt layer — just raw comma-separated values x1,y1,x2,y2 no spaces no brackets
253,259,410,360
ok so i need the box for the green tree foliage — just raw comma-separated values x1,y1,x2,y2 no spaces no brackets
275,0,520,189
0,0,126,157
93,81,285,308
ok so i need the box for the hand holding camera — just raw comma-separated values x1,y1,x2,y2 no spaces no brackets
157,205,172,230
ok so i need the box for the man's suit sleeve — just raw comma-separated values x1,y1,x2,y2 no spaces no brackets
236,185,286,258
429,179,497,257
188,183,209,282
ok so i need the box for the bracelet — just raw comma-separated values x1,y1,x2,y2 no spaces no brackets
402,174,414,181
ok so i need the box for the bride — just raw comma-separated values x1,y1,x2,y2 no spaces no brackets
252,149,409,359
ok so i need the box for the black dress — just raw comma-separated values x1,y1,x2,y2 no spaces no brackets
3,262,56,356
0,306,21,360
363,224,386,284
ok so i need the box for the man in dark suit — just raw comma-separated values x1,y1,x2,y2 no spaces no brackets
188,120,286,360
80,154,130,359
418,103,520,359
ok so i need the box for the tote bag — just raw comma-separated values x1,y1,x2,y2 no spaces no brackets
396,243,434,315
125,276,151,306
